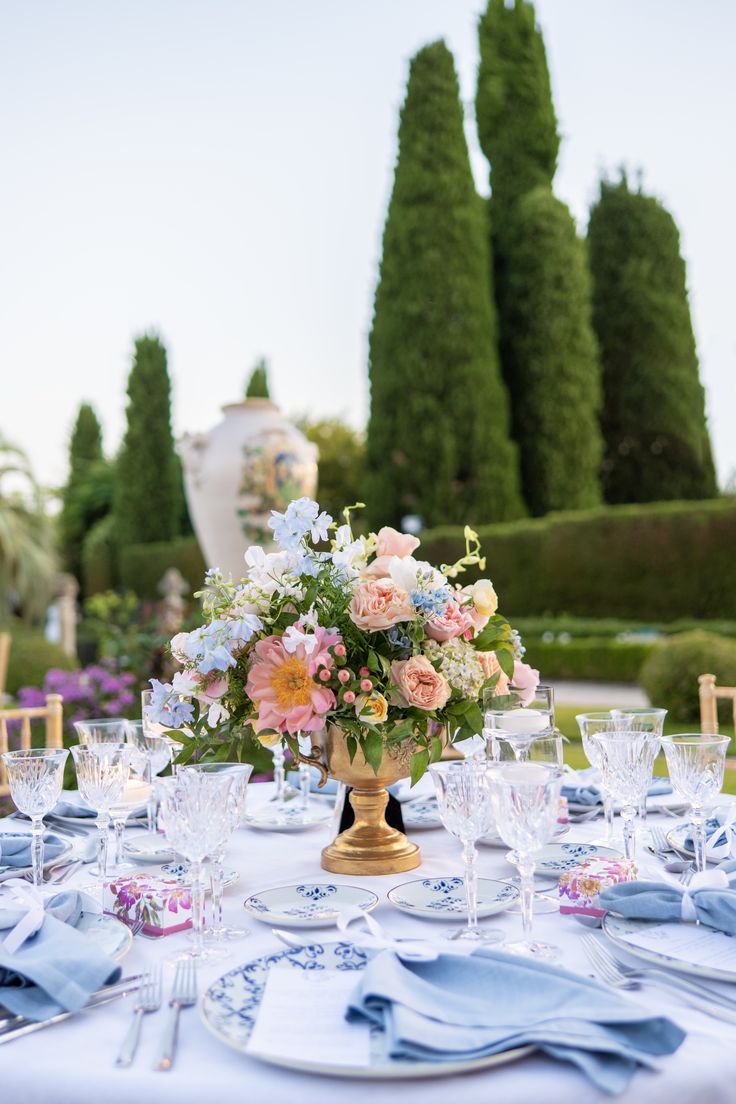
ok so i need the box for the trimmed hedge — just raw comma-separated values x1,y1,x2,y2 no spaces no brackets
3,624,76,696
640,631,736,723
82,514,117,596
423,499,736,620
118,537,206,601
523,638,655,683
515,615,736,640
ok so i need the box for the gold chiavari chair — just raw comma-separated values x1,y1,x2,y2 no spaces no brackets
0,693,64,797
698,673,736,735
0,631,10,702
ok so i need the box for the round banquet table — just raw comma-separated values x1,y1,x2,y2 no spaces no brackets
2,781,736,1104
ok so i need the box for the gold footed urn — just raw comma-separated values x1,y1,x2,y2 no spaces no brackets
306,724,421,876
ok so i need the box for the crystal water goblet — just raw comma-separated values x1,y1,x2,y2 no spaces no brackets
71,743,130,891
488,760,563,958
158,769,239,960
141,689,184,774
126,720,173,832
588,728,660,861
1,748,69,885
575,712,624,844
429,761,502,944
181,762,253,942
611,708,668,822
484,685,555,761
660,734,730,872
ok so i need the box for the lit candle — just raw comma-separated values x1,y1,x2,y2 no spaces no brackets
495,708,550,735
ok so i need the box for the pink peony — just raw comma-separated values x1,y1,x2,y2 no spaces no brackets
512,660,540,706
363,526,421,579
245,635,336,736
425,598,475,642
349,579,415,632
391,656,450,711
477,651,510,696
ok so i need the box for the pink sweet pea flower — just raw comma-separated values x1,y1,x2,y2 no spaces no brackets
512,660,540,706
363,526,421,579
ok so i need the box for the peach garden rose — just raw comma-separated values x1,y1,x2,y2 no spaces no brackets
391,656,450,711
349,578,415,632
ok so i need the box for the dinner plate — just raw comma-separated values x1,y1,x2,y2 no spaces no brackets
124,832,176,863
602,913,736,983
401,796,443,831
243,883,379,928
665,821,733,861
0,836,73,882
480,824,569,848
531,843,621,875
387,876,519,920
244,797,334,833
77,911,132,962
200,941,534,1078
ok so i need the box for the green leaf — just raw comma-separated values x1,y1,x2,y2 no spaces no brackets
497,646,515,679
347,735,357,763
366,650,382,675
410,748,430,787
362,729,384,774
430,735,443,763
463,701,484,734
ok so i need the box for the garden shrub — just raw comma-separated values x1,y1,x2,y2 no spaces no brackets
639,631,736,723
118,537,206,600
4,623,75,696
524,638,655,683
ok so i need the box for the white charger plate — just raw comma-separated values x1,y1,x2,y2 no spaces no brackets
200,941,534,1078
387,876,519,920
77,911,132,961
124,832,176,863
244,797,334,833
244,883,379,928
531,843,621,875
602,913,736,983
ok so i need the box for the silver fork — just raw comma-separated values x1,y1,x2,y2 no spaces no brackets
581,934,736,1016
115,968,162,1067
649,825,672,859
154,959,197,1071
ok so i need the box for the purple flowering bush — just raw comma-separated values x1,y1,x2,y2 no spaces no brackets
17,663,137,734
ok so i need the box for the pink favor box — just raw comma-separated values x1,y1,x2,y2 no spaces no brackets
557,796,569,824
558,856,637,917
104,874,193,937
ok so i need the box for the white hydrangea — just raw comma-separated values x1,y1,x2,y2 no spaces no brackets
423,638,486,699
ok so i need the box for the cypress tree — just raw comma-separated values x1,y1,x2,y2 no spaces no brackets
366,40,524,529
245,358,270,399
114,334,182,546
475,0,603,514
498,188,602,514
588,175,717,503
68,404,103,476
60,404,110,579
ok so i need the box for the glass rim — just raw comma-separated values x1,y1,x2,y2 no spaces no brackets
660,733,731,746
487,760,563,780
70,741,129,754
1,747,68,761
73,717,129,727
182,762,254,774
485,726,557,739
610,707,668,716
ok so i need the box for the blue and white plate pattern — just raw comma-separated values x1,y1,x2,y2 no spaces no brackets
243,882,379,928
402,796,443,831
244,797,334,833
199,941,534,1078
387,876,519,920
531,843,621,875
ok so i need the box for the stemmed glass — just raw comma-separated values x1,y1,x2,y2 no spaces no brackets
71,743,130,895
575,713,622,844
429,761,502,944
181,762,253,942
141,689,184,773
488,761,563,958
269,739,299,809
611,708,668,823
1,748,68,885
660,734,730,872
126,721,173,833
484,685,555,761
158,769,239,960
588,728,660,861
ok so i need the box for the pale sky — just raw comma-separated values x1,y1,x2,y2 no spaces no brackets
2,0,735,490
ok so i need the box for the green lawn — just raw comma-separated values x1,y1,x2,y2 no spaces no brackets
557,704,736,795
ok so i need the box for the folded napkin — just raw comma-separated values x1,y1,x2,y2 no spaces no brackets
0,885,120,1020
0,831,67,871
346,948,684,1095
52,790,96,818
600,861,736,934
561,769,671,807
683,807,736,861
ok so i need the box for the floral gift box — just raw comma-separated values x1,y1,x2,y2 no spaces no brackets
105,874,193,936
558,856,637,918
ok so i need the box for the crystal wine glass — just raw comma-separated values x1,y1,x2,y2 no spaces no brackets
429,761,502,944
180,762,253,942
126,720,173,832
1,748,69,885
141,689,184,773
575,712,624,844
70,743,130,893
158,769,239,960
588,727,660,861
611,708,668,823
488,760,563,958
660,734,730,872
484,685,555,761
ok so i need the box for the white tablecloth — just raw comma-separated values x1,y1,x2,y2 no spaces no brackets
2,784,736,1104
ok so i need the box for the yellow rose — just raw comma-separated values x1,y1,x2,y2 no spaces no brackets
471,578,498,618
256,730,282,748
354,692,389,725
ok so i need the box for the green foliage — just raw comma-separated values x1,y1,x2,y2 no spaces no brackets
495,188,603,513
68,403,103,475
588,174,717,503
118,537,205,600
639,631,736,723
366,40,524,529
59,457,115,584
524,637,655,683
0,439,58,622
514,615,736,641
114,334,182,546
421,498,736,620
297,417,365,521
245,358,271,399
81,514,117,595
4,622,75,696
476,0,559,206
80,589,178,687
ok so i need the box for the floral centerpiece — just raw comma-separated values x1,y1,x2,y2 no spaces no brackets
146,499,538,873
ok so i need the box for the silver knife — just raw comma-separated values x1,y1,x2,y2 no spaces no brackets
0,975,142,1042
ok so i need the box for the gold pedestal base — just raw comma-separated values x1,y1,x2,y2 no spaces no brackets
320,787,421,876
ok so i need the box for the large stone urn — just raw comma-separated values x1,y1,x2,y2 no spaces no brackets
179,399,318,579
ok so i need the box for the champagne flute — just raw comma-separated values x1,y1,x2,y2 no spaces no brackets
1,748,68,885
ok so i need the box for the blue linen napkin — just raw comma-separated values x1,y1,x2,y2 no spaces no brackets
600,860,736,934
0,831,67,870
0,889,121,1020
562,770,672,807
346,948,684,1095
683,809,736,859
52,790,96,817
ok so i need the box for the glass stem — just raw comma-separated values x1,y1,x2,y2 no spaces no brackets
639,793,648,826
692,806,706,873
273,743,285,803
145,761,156,832
190,860,205,955
517,856,535,942
603,793,615,844
97,811,110,889
30,815,44,887
113,814,126,867
299,761,310,814
462,840,479,935
621,806,637,861
209,858,225,937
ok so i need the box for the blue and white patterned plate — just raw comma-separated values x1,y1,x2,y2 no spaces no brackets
243,883,379,928
387,876,519,920
531,843,621,875
402,796,442,831
244,797,334,833
199,941,534,1078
